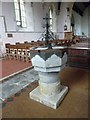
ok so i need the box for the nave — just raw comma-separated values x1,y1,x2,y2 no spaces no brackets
0,1,90,119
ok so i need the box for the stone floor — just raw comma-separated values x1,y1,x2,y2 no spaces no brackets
1,67,88,118
0,68,38,105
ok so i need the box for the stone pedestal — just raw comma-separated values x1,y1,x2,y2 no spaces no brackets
29,46,68,109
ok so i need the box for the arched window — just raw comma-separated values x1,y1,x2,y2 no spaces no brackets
49,6,53,30
14,0,27,28
49,4,57,32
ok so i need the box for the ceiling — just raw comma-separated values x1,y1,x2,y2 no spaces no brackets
73,2,90,16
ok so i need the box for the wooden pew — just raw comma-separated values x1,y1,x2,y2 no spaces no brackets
16,43,32,62
5,43,11,59
5,39,73,62
5,44,18,60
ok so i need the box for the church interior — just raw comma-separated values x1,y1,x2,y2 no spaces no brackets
0,0,89,119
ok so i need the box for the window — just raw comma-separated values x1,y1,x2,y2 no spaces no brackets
49,8,53,30
49,4,57,32
14,0,27,28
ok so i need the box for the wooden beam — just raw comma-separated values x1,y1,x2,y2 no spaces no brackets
73,4,83,16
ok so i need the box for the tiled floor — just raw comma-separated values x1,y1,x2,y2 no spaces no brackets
0,68,38,104
0,59,32,79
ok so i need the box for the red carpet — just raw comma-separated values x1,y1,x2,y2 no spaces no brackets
0,59,32,79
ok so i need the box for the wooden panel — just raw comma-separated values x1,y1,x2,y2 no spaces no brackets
64,32,72,40
68,48,89,69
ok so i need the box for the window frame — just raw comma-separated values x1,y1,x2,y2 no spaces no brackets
14,0,27,28
49,6,53,30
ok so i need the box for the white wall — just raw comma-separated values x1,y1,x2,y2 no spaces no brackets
0,2,7,55
2,2,35,32
0,1,2,41
0,16,6,55
88,5,90,37
1,2,63,46
81,7,88,37
57,2,67,33
1,2,46,46
33,2,45,32
0,1,2,16
3,33,42,44
72,6,90,37
57,2,74,38
73,10,82,35
2,2,16,31
20,2,34,31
